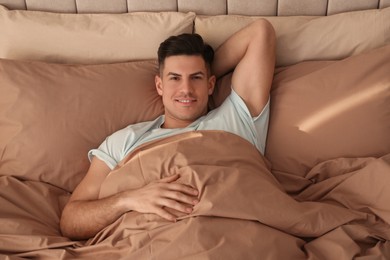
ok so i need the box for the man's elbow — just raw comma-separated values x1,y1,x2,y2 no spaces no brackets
60,206,90,240
251,19,276,45
60,211,77,240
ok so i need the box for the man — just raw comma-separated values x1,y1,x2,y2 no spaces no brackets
60,19,276,240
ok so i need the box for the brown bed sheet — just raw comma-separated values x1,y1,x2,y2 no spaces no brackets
0,130,389,259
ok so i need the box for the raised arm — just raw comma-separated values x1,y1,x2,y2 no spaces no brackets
212,19,276,116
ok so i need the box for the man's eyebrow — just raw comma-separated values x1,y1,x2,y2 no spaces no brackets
167,72,181,77
166,71,205,77
190,71,205,76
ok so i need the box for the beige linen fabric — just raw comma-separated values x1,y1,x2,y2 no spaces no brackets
0,5,195,63
195,7,390,67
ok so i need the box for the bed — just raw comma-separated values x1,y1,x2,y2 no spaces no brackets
0,0,389,259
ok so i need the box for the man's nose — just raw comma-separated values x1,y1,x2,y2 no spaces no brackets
180,79,193,93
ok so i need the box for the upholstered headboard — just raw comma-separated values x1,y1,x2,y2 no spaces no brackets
0,0,389,15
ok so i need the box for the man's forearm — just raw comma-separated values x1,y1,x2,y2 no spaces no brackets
211,19,273,79
60,192,128,240
60,174,199,240
211,24,253,78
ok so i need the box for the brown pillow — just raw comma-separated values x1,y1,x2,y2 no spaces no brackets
0,59,163,192
0,5,195,63
265,45,390,180
212,46,390,188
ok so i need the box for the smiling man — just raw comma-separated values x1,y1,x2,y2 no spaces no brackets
60,19,276,240
155,53,215,128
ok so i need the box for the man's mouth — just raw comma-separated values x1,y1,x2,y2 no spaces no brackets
175,98,196,104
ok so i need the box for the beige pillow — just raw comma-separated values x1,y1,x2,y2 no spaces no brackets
265,45,390,181
0,5,195,63
0,58,163,192
195,7,390,67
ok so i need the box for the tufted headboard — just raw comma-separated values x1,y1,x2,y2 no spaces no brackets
0,0,389,15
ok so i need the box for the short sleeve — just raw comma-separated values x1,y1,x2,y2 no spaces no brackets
198,88,270,154
87,127,132,170
87,119,160,170
88,140,119,170
228,89,270,154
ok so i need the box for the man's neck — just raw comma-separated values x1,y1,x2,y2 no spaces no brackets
161,115,194,129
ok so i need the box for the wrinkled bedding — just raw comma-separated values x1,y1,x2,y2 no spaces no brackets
1,3,390,259
1,130,389,259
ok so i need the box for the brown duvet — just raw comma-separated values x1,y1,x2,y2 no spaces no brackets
1,130,389,259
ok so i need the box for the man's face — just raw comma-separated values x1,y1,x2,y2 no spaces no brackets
155,55,216,128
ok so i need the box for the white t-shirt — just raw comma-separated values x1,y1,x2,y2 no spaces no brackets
89,89,270,170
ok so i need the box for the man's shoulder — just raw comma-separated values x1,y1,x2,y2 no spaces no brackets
205,89,237,116
108,116,163,140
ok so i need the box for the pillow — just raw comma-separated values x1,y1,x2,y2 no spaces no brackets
0,58,163,192
195,7,390,67
0,5,195,64
265,45,390,182
212,45,390,186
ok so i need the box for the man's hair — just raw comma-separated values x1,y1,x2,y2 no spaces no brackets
157,33,214,74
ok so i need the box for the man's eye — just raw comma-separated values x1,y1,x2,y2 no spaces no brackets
170,77,179,81
192,76,203,80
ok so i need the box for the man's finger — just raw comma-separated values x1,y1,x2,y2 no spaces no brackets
158,198,195,215
158,174,180,183
154,207,177,222
166,183,199,197
159,189,199,206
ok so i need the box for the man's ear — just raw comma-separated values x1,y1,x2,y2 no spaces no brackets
155,75,163,96
208,75,216,95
